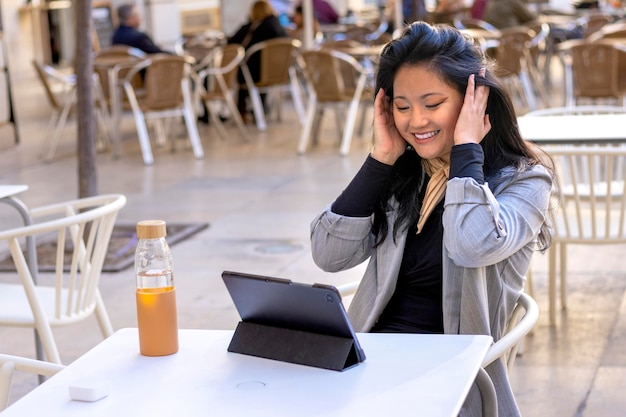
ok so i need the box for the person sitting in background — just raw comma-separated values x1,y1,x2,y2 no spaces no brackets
112,4,166,54
482,0,536,29
228,0,288,123
288,4,320,41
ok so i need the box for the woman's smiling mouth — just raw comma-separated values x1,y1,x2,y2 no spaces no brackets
414,130,440,140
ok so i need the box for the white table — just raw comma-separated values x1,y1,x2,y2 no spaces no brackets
3,328,492,417
518,113,626,144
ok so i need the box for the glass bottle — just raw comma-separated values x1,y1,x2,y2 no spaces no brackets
134,220,179,356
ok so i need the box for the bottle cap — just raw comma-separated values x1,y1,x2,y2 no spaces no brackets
136,220,167,239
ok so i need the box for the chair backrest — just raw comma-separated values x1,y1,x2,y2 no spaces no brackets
547,146,626,243
581,13,613,38
587,22,626,41
0,354,64,411
297,49,367,102
481,292,539,372
94,46,147,100
244,38,301,87
523,105,626,116
32,61,75,111
453,17,498,32
0,194,126,327
139,54,188,109
494,27,533,76
197,44,245,100
570,41,620,100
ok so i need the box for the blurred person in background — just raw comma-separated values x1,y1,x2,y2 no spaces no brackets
228,0,288,122
112,4,166,54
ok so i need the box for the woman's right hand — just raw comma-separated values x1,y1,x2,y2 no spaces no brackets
371,88,407,166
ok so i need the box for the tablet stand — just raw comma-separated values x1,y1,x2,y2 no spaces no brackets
228,321,361,371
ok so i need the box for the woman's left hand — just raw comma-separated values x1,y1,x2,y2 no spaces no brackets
454,68,491,145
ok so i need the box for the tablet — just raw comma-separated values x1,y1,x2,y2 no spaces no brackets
221,270,366,368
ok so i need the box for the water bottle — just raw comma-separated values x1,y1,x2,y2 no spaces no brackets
134,220,179,356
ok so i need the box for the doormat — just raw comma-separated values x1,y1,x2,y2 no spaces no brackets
0,222,209,273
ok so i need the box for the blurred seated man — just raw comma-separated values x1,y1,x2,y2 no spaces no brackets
112,4,166,54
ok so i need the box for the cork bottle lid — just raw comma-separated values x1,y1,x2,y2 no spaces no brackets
136,220,167,239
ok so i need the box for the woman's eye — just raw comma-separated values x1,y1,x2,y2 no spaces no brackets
395,105,409,112
425,102,443,109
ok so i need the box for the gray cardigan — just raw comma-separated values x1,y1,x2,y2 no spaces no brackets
310,164,552,417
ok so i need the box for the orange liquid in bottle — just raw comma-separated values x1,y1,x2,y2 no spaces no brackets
136,287,179,356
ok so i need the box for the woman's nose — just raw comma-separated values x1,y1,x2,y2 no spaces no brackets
410,108,428,128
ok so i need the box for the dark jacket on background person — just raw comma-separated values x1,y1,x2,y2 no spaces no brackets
112,25,164,54
482,0,536,29
228,14,288,84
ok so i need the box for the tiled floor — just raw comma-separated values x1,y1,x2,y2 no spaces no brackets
1,60,625,416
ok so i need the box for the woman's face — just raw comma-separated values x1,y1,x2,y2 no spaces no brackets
392,64,464,163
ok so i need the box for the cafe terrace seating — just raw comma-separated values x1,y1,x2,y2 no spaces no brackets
296,49,371,156
122,54,204,165
544,146,626,324
0,194,126,364
559,39,626,107
32,61,110,162
193,44,249,140
239,38,306,132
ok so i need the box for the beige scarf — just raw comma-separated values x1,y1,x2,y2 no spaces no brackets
417,158,450,234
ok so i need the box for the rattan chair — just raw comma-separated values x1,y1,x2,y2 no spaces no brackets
559,40,626,107
32,61,110,162
492,27,547,112
0,194,126,364
122,54,204,165
239,38,306,131
193,44,248,140
296,49,371,156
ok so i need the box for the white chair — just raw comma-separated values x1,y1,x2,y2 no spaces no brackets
239,38,306,131
0,354,64,411
32,61,111,162
295,48,371,156
0,194,127,364
544,146,626,324
122,54,204,165
336,283,538,417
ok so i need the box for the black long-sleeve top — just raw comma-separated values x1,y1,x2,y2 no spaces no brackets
331,144,485,333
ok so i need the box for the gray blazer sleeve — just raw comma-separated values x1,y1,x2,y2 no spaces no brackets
309,206,376,272
443,165,552,267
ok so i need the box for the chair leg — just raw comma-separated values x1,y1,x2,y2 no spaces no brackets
560,243,567,311
43,88,76,162
222,93,248,139
548,243,557,325
182,79,204,160
207,101,230,140
95,291,114,337
249,86,267,131
339,79,366,156
297,96,317,154
519,70,537,111
289,67,306,125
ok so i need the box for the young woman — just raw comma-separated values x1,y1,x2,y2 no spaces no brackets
309,21,553,416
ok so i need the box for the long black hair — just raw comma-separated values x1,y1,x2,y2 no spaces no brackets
372,21,553,250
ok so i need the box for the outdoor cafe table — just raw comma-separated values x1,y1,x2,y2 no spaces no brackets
518,113,626,144
1,328,493,417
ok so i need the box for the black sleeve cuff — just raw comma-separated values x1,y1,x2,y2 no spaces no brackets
331,155,394,217
449,143,485,184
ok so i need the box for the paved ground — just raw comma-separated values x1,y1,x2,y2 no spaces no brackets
1,52,625,416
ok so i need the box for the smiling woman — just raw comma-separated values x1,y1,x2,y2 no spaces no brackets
308,21,555,417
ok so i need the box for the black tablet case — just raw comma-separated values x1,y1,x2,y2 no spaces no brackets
221,271,366,371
